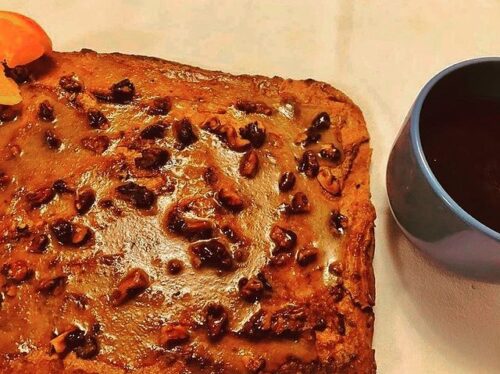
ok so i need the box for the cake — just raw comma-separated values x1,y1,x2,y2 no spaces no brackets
0,51,375,373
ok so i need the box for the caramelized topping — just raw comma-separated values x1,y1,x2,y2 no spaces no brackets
330,210,348,235
140,122,166,139
270,225,297,254
190,240,233,271
26,186,55,208
205,303,229,341
159,324,189,348
59,74,83,93
87,109,108,129
44,129,62,150
111,78,135,103
116,182,156,210
319,143,342,163
146,97,171,115
2,260,32,283
202,117,250,152
296,246,318,266
81,135,110,154
317,167,341,195
239,150,259,178
36,275,67,294
239,121,266,148
134,147,170,170
278,172,296,192
270,305,306,338
289,192,310,214
28,233,50,253
238,277,264,302
38,100,55,122
310,112,331,131
50,219,92,247
173,118,198,148
111,268,150,306
216,187,244,212
167,259,184,275
75,189,96,215
235,100,273,116
298,150,319,178
166,206,213,241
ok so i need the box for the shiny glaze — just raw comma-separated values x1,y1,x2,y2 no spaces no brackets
0,52,374,373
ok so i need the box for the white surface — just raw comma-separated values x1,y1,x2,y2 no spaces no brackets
2,1,500,372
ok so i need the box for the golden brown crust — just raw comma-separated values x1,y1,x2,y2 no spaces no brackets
0,51,375,373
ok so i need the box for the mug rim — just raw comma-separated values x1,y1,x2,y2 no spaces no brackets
410,56,500,241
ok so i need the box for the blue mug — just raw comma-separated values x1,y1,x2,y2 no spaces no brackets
387,57,500,282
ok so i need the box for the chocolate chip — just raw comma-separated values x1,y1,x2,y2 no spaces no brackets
298,150,319,178
270,225,297,254
278,172,296,192
59,75,82,93
26,187,55,208
116,182,156,210
190,239,233,271
75,189,96,215
44,130,62,150
38,100,55,122
87,109,108,129
81,135,110,154
28,234,50,253
310,112,331,131
167,259,184,275
300,131,321,147
330,211,348,235
140,122,167,139
146,97,171,115
239,150,259,178
205,303,229,341
134,147,169,170
173,119,198,148
111,79,135,103
239,121,266,148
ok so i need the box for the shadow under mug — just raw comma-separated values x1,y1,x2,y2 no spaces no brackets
387,57,500,282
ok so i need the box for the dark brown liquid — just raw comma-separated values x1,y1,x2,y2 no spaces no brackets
420,97,500,233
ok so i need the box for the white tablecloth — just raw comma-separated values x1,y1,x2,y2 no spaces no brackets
2,1,500,372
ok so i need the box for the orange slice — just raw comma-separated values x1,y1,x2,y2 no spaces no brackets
0,11,52,105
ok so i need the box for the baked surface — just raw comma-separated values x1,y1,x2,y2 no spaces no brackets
0,51,375,373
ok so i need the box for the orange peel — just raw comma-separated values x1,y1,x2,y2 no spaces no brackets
0,11,52,105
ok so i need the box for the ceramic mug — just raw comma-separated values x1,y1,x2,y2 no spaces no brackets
387,57,500,282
